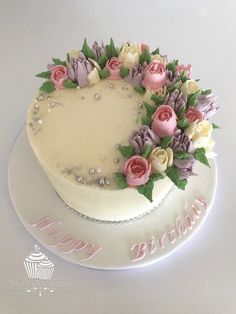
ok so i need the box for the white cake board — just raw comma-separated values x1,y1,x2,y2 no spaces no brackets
8,127,217,270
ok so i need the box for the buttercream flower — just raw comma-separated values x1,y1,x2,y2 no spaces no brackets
106,57,121,80
118,43,142,69
148,147,173,174
87,67,100,85
164,89,187,114
144,86,167,106
173,156,196,180
151,54,168,65
181,79,200,97
50,65,69,89
129,126,160,154
185,107,203,123
123,156,151,187
171,129,195,153
196,93,219,120
176,64,192,78
92,41,106,59
125,63,147,87
184,120,215,156
151,105,177,138
141,43,149,52
68,52,93,87
142,61,166,91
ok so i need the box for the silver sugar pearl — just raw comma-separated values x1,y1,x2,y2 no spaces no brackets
37,119,43,124
97,177,105,186
104,177,110,185
47,96,51,101
138,103,144,109
76,175,84,183
38,95,44,101
115,143,121,149
49,102,56,107
34,104,39,109
114,158,120,164
96,168,102,173
94,93,101,101
47,108,51,112
89,168,95,175
109,83,115,89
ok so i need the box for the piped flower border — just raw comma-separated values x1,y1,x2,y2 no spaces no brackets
36,38,220,202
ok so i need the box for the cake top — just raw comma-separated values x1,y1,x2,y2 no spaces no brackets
28,38,220,202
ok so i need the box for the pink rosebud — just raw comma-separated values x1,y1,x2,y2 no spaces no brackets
185,107,203,123
176,64,192,78
106,57,122,80
151,105,177,138
123,155,151,187
50,65,69,89
141,43,149,52
142,60,166,91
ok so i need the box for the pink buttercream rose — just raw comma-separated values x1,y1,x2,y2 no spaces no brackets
176,64,192,78
123,155,151,187
141,43,149,52
51,65,68,89
106,57,121,80
151,105,177,138
185,107,203,123
142,60,166,91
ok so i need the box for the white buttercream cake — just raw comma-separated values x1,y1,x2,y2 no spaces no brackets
26,39,218,222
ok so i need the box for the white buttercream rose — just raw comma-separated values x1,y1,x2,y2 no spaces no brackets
87,68,100,85
143,87,167,105
148,147,173,173
185,120,215,157
181,79,200,97
118,43,142,69
151,54,168,65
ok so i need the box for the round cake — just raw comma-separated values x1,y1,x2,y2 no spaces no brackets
26,39,219,222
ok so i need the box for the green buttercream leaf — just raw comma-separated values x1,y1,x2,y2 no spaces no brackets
166,59,179,72
142,144,153,159
98,68,109,79
194,147,210,167
52,58,67,66
98,54,108,69
137,180,154,202
143,102,156,116
151,47,160,55
35,71,51,79
212,123,221,129
177,118,189,130
201,89,212,95
187,90,201,107
81,38,97,60
106,38,119,58
141,115,152,126
118,145,135,158
150,94,165,106
161,136,173,149
134,85,146,94
139,49,151,65
39,81,55,93
166,166,188,190
63,79,77,88
120,67,129,78
114,172,128,189
174,151,192,160
149,173,164,181
167,81,181,93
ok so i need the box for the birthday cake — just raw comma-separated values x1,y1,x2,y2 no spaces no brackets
26,39,219,222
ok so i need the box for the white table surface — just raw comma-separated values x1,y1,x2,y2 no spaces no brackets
0,0,235,313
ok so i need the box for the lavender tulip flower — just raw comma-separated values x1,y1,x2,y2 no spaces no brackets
173,156,196,180
68,52,93,87
196,93,219,120
164,89,187,114
129,126,161,154
125,63,147,87
171,129,195,153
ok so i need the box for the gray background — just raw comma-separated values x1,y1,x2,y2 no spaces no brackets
0,0,235,313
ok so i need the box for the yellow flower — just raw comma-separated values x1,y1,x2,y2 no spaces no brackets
118,43,142,69
87,68,100,85
181,79,200,97
148,147,173,173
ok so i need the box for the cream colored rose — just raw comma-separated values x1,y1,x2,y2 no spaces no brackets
148,147,173,173
181,79,200,97
87,68,100,85
118,43,142,69
185,120,215,157
151,54,168,65
143,87,167,105
68,49,80,59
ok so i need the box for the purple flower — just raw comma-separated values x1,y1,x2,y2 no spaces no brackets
173,156,196,180
171,129,195,153
129,126,161,154
125,63,147,87
196,93,219,120
92,41,106,59
165,70,179,87
164,89,187,114
68,52,93,87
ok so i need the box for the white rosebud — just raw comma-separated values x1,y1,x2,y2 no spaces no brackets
151,54,168,65
87,68,100,86
143,87,167,105
148,147,173,173
68,49,80,59
185,120,215,157
180,79,200,97
118,43,142,69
